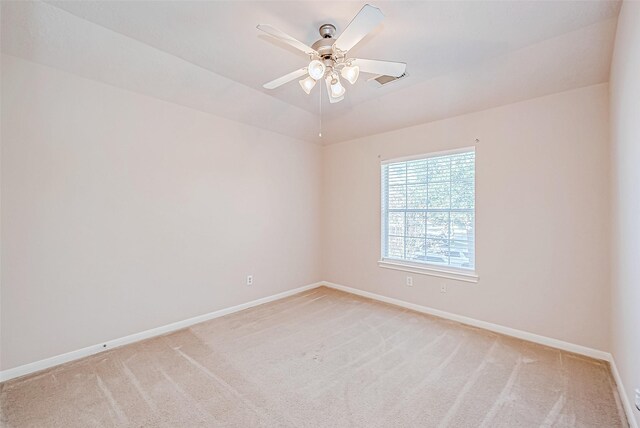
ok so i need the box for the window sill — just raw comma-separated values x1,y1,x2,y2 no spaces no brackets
378,259,479,283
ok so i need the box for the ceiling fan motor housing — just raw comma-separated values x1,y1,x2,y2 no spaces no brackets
319,24,336,38
313,24,337,59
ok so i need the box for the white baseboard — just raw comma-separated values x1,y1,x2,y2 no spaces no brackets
609,357,639,428
0,282,322,383
2,279,636,428
322,281,640,427
321,281,611,361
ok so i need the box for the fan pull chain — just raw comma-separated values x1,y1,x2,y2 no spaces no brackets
319,81,322,138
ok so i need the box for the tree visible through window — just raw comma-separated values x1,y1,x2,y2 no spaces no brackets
381,149,475,270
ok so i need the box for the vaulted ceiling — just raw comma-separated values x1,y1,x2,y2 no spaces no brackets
1,1,621,144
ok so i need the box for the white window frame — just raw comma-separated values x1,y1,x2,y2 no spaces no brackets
379,147,478,283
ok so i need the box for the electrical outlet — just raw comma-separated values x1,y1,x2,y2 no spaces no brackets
635,388,640,411
406,276,413,287
246,275,253,286
440,284,447,293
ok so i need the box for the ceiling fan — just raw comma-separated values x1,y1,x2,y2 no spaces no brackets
257,4,406,103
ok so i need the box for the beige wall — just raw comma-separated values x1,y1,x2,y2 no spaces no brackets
610,1,640,425
0,51,618,379
0,55,322,370
322,83,611,352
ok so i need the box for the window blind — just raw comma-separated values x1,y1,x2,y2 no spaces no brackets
381,149,475,271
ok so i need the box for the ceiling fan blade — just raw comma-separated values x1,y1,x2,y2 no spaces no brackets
263,68,308,89
334,4,384,53
257,24,318,55
351,59,406,77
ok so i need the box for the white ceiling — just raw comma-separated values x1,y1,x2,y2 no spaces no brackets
1,1,620,144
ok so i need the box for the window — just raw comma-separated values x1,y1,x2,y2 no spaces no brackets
381,148,476,276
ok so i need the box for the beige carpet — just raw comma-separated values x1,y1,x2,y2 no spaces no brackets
0,287,628,427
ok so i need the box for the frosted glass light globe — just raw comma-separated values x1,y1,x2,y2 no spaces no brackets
308,60,326,80
330,77,346,98
341,65,360,84
299,76,317,94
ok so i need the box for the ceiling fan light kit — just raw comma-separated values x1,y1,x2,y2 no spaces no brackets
299,76,317,94
341,65,360,85
258,4,406,103
329,76,346,98
324,76,344,103
308,60,326,80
